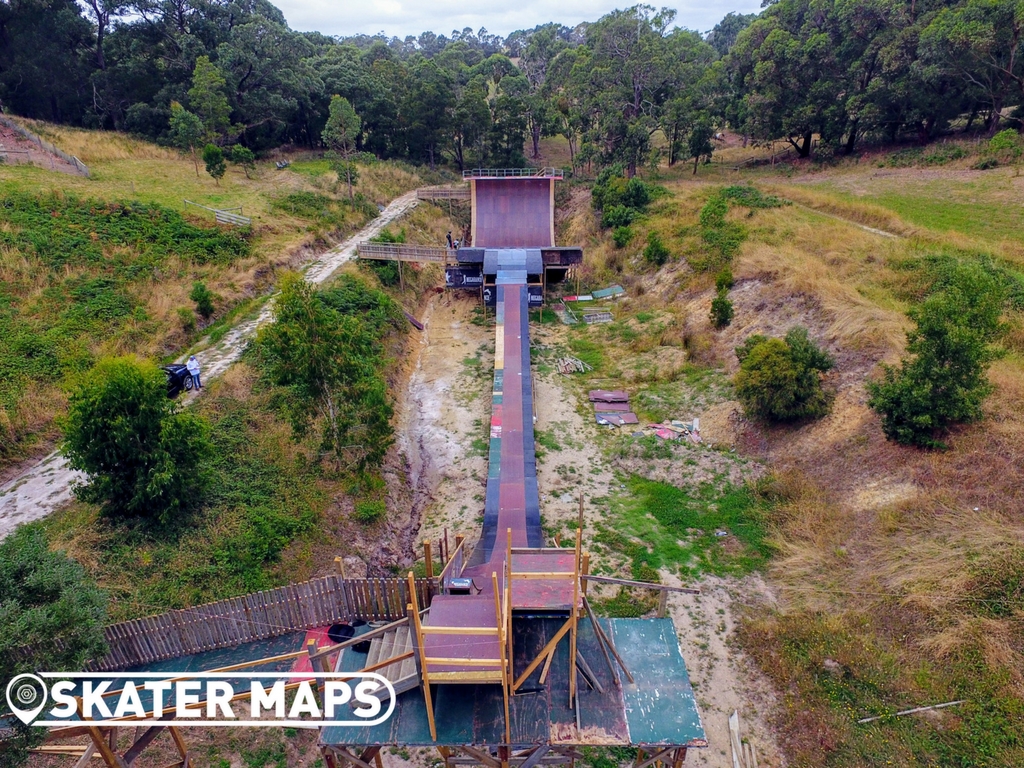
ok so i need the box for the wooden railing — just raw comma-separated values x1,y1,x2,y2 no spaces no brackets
81,575,436,671
417,185,471,200
356,242,453,263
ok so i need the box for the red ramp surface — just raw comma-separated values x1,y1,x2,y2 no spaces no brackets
472,178,554,248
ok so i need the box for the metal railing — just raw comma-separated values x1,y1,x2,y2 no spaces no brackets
356,242,453,263
0,114,89,176
463,167,564,179
184,199,251,226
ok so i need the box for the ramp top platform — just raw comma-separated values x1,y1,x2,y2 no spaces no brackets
464,168,564,179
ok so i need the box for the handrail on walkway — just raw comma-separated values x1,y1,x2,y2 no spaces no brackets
463,168,564,179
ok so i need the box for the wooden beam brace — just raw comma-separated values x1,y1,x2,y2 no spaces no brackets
582,594,634,684
122,715,174,764
635,748,675,768
513,615,574,690
518,745,551,768
459,746,502,768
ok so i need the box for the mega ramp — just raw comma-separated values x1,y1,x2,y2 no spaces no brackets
471,178,554,248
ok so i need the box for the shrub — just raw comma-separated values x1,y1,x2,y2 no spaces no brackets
867,263,1005,448
202,144,226,184
612,226,633,248
643,232,670,267
710,290,734,328
0,525,108,766
601,204,637,229
734,327,834,422
61,356,213,523
254,274,402,470
229,144,256,178
715,268,735,292
190,281,216,318
176,306,197,334
353,499,386,524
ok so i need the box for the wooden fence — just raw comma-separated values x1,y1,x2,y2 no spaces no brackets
0,114,90,176
84,575,436,671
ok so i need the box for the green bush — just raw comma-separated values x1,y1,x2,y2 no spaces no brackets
734,327,834,422
353,499,386,524
601,204,637,229
229,145,256,178
190,281,216,318
202,144,226,184
176,306,197,334
710,290,734,328
643,232,670,266
867,263,1005,448
61,356,213,523
612,226,633,248
715,268,735,292
0,525,108,766
254,274,403,470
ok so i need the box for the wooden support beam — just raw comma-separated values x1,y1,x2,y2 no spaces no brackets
459,746,502,768
73,743,97,768
634,748,675,768
513,616,574,690
582,594,634,684
424,541,434,578
575,650,604,693
538,646,556,685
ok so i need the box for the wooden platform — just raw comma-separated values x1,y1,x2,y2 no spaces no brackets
320,618,706,749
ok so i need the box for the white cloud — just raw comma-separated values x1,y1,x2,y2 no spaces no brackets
277,0,763,40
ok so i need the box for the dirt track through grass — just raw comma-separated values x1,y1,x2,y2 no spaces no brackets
0,190,419,539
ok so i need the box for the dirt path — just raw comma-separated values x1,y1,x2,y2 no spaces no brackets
0,191,419,540
0,122,85,175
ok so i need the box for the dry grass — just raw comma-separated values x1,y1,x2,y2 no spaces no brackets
562,167,1024,763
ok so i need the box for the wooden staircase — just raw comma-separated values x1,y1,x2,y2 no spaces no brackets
356,623,419,703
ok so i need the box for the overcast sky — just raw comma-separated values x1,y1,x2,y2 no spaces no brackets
274,0,763,40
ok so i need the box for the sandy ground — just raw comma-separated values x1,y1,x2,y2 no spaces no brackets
401,293,493,553
0,121,85,175
0,191,420,540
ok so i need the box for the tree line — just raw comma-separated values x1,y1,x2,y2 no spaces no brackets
1,1,1021,170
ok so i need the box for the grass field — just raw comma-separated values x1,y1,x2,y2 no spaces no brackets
555,144,1024,765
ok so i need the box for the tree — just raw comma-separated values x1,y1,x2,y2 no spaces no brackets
0,525,108,767
255,274,398,470
169,102,204,176
61,356,212,523
688,119,715,175
229,145,256,178
735,327,834,422
710,290,734,328
188,55,232,141
322,95,361,199
867,264,1006,448
202,144,226,185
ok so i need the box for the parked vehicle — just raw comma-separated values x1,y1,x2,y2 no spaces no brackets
162,364,193,398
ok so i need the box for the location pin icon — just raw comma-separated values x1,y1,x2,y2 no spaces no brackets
6,674,48,725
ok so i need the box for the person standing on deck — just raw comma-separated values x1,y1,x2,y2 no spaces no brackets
446,231,454,249
186,355,202,390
